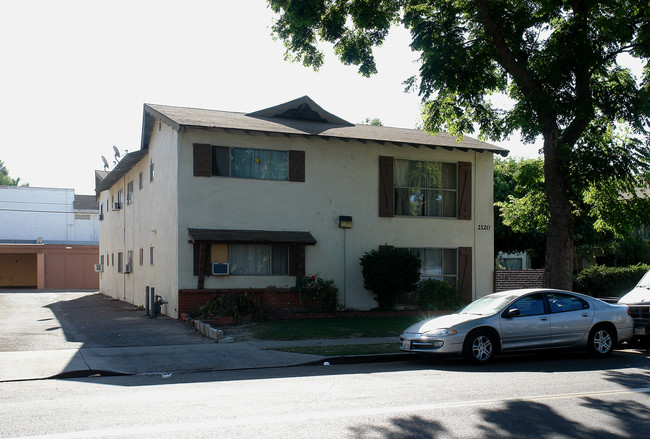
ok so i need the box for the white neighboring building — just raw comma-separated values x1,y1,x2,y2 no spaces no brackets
95,96,508,318
0,186,99,288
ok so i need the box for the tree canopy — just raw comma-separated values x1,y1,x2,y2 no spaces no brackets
268,0,650,289
0,160,26,186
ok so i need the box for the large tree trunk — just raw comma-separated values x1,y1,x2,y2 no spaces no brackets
542,124,574,290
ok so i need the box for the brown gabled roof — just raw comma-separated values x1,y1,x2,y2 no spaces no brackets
143,96,509,156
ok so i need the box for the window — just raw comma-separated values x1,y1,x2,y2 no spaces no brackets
139,248,143,266
139,172,143,190
116,189,123,205
126,181,134,205
150,161,155,182
193,144,304,182
100,255,104,266
111,253,114,266
506,294,546,316
547,293,589,313
149,247,154,265
502,257,523,270
127,250,133,267
229,244,289,275
117,252,123,273
99,204,103,220
409,248,458,286
394,159,457,217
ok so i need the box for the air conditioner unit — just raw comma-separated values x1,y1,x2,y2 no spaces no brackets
124,264,132,273
99,213,104,221
211,262,230,275
113,202,122,210
94,264,104,272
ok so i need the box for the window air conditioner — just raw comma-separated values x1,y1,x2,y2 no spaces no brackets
211,262,230,275
94,264,104,272
113,202,122,210
124,264,132,273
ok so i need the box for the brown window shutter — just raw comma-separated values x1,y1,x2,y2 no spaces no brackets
459,247,472,303
458,161,472,220
289,150,305,182
193,144,211,177
289,245,306,277
378,156,394,217
194,242,212,287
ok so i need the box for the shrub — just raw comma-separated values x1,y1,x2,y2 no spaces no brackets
293,274,340,313
417,279,465,311
573,264,650,298
198,292,265,322
360,247,421,310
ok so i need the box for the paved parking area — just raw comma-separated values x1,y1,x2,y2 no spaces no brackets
0,290,210,352
0,290,321,381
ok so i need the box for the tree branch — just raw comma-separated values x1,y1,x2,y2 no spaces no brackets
474,0,541,100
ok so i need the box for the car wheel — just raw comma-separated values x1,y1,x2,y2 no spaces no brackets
463,329,497,364
587,325,615,357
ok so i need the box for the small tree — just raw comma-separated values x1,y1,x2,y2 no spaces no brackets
360,247,421,310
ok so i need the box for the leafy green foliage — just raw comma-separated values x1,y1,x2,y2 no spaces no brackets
198,292,265,322
267,0,650,290
293,273,340,313
417,279,465,311
0,160,26,186
573,264,650,298
359,247,421,310
362,117,383,126
615,235,650,266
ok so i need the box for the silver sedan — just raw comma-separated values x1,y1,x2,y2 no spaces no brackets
400,289,634,364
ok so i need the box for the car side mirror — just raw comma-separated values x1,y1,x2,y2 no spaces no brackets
504,308,520,318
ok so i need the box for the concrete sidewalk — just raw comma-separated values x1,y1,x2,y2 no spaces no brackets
0,337,402,381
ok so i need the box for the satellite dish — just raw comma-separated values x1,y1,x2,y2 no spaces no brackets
113,145,121,160
101,156,109,171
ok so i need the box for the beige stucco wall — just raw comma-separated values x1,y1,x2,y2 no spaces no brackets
98,121,179,316
177,128,495,310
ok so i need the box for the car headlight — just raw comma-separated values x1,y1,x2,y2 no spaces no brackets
422,328,457,337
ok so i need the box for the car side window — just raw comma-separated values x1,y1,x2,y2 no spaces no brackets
547,293,589,313
507,294,546,317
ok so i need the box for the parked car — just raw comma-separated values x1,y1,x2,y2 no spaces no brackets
400,288,634,364
618,269,650,347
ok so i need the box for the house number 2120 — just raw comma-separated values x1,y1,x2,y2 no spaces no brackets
477,225,491,231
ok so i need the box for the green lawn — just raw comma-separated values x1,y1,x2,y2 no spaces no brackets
251,315,430,341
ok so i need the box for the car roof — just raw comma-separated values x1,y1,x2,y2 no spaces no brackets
483,288,576,298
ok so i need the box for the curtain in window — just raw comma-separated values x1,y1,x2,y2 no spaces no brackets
230,244,289,275
230,148,288,180
271,246,288,274
230,244,270,275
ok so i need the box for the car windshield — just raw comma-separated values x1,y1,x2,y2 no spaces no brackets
457,294,518,315
636,270,650,289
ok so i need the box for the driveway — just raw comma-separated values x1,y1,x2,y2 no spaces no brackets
0,290,210,352
0,290,320,381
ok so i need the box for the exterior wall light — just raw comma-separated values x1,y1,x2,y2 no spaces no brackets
338,216,353,229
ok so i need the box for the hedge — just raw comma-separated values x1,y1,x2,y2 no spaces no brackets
573,264,650,298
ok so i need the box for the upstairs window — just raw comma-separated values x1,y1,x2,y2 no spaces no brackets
126,181,134,205
193,144,304,182
394,159,457,217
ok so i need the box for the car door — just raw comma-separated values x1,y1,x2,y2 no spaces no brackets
500,293,551,351
547,292,594,347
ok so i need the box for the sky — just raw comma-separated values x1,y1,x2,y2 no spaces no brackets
0,0,547,195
